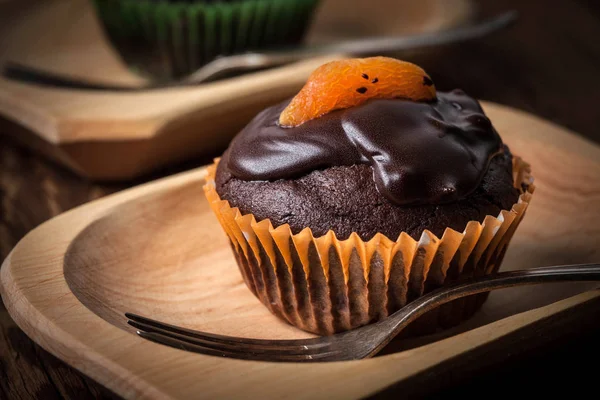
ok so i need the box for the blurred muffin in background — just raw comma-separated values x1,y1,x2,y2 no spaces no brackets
93,0,321,80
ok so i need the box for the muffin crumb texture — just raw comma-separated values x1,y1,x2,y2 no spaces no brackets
215,145,520,241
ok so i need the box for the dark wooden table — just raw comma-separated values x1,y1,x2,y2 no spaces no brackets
1,0,600,398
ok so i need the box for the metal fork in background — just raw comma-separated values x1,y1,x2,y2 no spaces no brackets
3,11,518,90
126,263,600,362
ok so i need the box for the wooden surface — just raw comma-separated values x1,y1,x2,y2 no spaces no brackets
1,0,600,398
0,0,337,180
0,0,471,181
2,101,600,399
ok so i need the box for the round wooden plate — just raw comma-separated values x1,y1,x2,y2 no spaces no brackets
1,103,600,399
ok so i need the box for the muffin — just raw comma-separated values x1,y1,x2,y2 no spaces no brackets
204,57,534,335
93,0,321,80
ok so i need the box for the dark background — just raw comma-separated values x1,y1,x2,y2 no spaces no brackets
1,0,600,398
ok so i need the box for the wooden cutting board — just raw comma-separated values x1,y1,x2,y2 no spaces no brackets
2,102,600,399
0,0,472,180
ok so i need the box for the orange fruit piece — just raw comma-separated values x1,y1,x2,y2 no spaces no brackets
279,57,436,127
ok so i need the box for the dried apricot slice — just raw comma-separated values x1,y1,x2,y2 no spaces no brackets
279,57,436,127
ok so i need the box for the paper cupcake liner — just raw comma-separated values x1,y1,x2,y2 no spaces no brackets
93,0,321,79
204,157,534,335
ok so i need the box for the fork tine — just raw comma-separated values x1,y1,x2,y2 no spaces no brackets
127,319,331,356
137,331,341,362
126,313,330,352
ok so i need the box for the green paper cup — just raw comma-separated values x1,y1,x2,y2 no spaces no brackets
93,0,321,80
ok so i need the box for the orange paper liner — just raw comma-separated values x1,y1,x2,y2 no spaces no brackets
204,157,534,335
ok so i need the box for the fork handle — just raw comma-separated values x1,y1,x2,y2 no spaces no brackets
381,263,600,347
306,11,518,57
185,11,518,84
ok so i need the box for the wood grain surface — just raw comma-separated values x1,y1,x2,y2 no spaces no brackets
1,0,600,399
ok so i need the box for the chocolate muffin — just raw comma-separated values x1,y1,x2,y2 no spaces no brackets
93,0,321,80
204,57,534,335
215,90,521,242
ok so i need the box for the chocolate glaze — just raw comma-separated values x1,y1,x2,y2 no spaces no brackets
225,90,503,205
215,148,519,241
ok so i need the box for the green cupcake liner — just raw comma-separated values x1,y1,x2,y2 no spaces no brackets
93,0,321,80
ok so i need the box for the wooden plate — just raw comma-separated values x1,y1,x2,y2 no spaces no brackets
2,102,600,399
0,0,471,181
